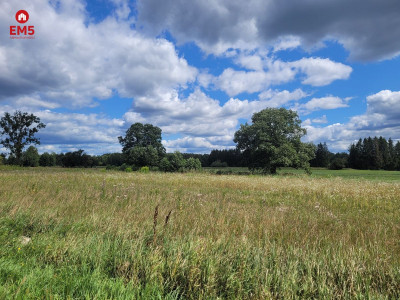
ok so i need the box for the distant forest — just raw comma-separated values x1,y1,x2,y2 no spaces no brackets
2,136,400,171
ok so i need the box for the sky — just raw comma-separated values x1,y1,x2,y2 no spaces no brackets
1,0,400,155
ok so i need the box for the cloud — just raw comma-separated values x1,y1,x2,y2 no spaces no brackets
366,90,400,119
124,87,307,152
0,0,197,108
291,58,352,86
303,90,400,151
35,110,125,145
299,96,350,114
273,36,301,52
0,105,126,155
211,57,351,96
234,53,264,71
137,0,400,61
311,115,328,124
163,137,231,153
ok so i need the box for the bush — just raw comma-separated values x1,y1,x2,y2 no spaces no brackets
185,157,202,171
119,163,128,171
140,166,150,173
159,157,173,172
6,155,17,165
169,151,186,171
125,167,133,172
329,158,346,170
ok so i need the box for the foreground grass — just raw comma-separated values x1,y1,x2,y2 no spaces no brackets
0,167,399,299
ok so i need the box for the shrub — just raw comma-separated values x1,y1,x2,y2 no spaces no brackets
159,157,173,172
119,163,128,171
140,166,150,173
125,167,133,172
185,157,202,171
329,158,346,170
169,151,186,171
160,152,185,172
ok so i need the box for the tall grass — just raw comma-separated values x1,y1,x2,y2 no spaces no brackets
0,167,399,298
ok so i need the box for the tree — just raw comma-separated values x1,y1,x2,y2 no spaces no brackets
329,157,346,170
185,157,202,171
310,142,331,168
61,150,94,168
39,152,57,167
126,145,159,167
118,123,165,158
395,141,400,170
0,111,46,165
234,108,315,174
348,140,362,169
208,149,245,167
159,152,186,172
159,157,173,172
22,146,40,167
100,153,125,167
387,138,395,170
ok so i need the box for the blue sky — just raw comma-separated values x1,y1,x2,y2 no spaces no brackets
1,0,400,154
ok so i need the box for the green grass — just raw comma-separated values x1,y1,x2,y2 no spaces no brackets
1,167,400,298
205,166,400,181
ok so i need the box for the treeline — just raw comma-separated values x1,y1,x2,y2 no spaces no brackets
309,143,349,170
2,137,400,172
309,137,400,170
349,137,400,170
0,148,245,169
1,147,100,168
204,137,400,171
0,147,203,172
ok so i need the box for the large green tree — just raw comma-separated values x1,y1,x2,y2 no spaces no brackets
126,145,159,167
0,111,46,165
118,123,165,157
234,108,315,174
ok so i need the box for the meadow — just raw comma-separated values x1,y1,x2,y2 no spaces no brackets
0,167,400,299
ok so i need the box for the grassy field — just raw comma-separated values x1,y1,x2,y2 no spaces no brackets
205,167,400,181
1,167,400,299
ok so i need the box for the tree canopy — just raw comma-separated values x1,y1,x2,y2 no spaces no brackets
310,142,332,168
0,111,46,165
118,123,165,164
234,108,315,174
348,137,400,170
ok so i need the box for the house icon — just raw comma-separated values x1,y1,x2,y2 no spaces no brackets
18,13,26,21
15,10,29,23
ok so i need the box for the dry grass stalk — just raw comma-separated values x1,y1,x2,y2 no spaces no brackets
164,210,172,227
153,204,159,244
